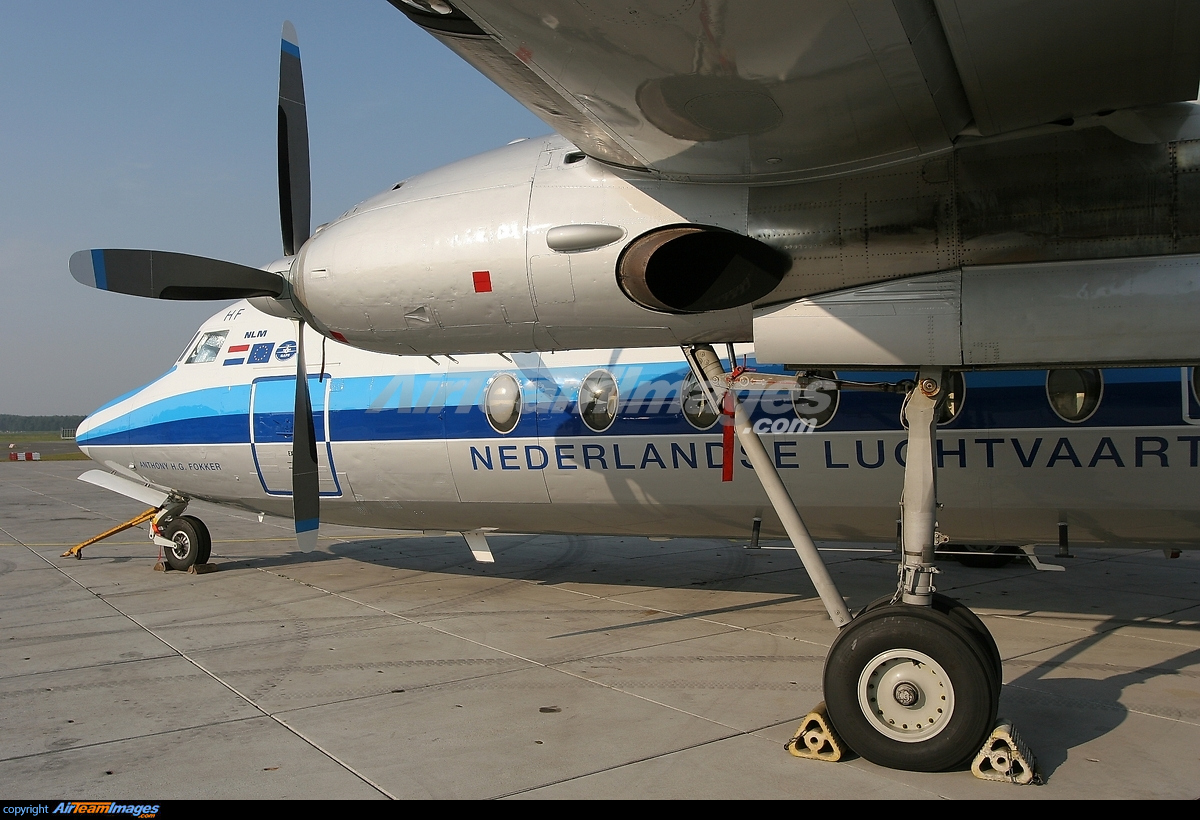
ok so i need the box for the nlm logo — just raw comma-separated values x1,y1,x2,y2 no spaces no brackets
244,330,269,339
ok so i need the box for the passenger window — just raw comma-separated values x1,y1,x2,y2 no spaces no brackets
484,373,522,434
681,372,719,430
792,371,839,429
579,370,618,432
185,331,228,364
1046,369,1103,422
937,371,966,425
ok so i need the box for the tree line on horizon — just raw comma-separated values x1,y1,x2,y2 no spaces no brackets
0,414,87,433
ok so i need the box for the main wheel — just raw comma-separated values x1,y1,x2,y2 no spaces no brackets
858,593,1002,690
161,518,202,571
181,516,211,565
824,606,997,771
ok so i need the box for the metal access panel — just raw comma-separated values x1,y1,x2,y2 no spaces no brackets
250,375,341,497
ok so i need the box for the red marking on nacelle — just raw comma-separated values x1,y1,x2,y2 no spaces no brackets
472,270,493,293
330,331,347,343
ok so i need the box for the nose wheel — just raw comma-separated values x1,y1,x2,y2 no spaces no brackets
823,604,998,771
160,515,212,571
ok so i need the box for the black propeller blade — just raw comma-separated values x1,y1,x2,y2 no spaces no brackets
278,23,320,551
292,320,320,551
69,249,286,300
278,20,311,256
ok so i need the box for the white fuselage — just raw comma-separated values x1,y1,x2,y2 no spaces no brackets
75,303,1200,549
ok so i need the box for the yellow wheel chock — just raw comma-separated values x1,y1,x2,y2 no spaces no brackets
785,701,845,762
61,507,158,560
971,719,1040,784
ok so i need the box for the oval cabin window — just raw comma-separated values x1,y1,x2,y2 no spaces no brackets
681,372,720,430
792,371,839,429
1046,369,1103,423
485,373,522,434
579,370,619,432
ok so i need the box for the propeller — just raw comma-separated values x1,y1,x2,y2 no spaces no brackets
69,22,322,552
278,22,320,551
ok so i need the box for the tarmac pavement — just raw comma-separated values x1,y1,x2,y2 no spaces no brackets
1,462,1198,799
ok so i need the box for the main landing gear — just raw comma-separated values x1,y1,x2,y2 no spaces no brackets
683,348,1001,772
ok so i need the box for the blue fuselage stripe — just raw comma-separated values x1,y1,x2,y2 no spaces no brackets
77,366,1198,448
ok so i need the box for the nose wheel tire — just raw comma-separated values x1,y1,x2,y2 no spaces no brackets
181,515,212,565
161,517,209,571
823,605,998,771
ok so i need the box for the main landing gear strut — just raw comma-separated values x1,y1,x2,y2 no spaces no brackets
683,348,1000,772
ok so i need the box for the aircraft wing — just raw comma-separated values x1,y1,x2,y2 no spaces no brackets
392,0,1200,182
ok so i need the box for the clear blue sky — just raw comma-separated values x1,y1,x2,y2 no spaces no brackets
0,1,545,415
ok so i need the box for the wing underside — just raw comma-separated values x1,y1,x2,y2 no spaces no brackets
391,0,1200,183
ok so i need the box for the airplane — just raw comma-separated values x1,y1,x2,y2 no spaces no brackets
64,2,1200,775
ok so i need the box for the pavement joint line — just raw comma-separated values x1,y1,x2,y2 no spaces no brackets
491,728,751,799
254,564,759,738
0,523,399,800
526,580,836,650
0,653,183,682
0,714,269,765
494,716,943,801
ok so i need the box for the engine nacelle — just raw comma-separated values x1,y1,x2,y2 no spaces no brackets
289,137,761,355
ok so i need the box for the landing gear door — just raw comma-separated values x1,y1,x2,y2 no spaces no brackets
250,374,341,497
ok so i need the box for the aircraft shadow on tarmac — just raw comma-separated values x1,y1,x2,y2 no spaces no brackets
1000,619,1200,779
208,533,1200,780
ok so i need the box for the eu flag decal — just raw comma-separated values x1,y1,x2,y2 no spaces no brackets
248,342,275,364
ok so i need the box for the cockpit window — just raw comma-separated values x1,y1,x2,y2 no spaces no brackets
176,332,201,363
185,331,228,364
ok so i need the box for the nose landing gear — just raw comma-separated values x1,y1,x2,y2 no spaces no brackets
159,515,212,571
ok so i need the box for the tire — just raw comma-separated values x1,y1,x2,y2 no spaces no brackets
858,593,1003,690
824,605,998,771
181,516,211,565
956,544,1018,569
161,517,202,571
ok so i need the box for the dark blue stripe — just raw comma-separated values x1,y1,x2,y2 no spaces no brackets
85,415,251,446
84,368,1197,448
91,249,107,290
296,518,318,532
281,39,300,58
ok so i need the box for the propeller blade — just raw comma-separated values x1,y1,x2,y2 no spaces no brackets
278,21,311,257
69,249,285,300
292,320,320,551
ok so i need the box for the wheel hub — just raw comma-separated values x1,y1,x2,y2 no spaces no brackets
892,681,919,707
858,648,955,742
171,533,191,560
